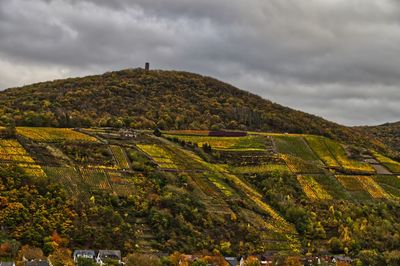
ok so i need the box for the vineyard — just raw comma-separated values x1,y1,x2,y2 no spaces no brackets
232,164,289,174
273,135,319,161
0,139,46,177
355,176,390,199
164,134,267,151
44,166,81,193
136,144,179,169
281,154,324,174
335,175,388,200
311,174,350,200
3,126,400,256
273,135,325,174
371,151,400,173
0,139,35,163
297,175,332,200
17,127,98,142
110,145,130,169
304,136,342,169
374,176,400,198
305,136,375,174
80,167,112,190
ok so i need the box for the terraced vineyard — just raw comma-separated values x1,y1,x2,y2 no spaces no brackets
371,150,400,173
3,127,400,257
374,175,400,198
136,144,180,169
273,135,325,174
305,136,375,174
297,175,332,200
110,145,130,169
0,139,46,177
232,164,289,174
164,134,267,151
17,127,98,142
335,175,389,200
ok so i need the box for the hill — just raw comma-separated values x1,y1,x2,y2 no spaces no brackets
1,69,400,263
359,122,400,153
0,68,391,154
1,127,400,264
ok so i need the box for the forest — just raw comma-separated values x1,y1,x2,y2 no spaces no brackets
0,69,395,157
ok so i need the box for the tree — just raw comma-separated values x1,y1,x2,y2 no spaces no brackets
77,257,98,266
153,128,162,137
4,122,16,138
284,257,302,266
48,248,74,266
243,256,261,266
17,245,44,262
358,250,384,266
202,143,212,153
383,250,400,266
124,253,161,266
329,237,344,254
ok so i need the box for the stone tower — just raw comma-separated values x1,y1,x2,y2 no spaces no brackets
145,62,150,71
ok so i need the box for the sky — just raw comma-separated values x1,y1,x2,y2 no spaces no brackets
1,0,400,126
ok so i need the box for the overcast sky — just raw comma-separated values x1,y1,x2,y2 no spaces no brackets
1,0,400,126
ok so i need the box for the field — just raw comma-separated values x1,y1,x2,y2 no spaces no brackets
297,175,332,200
336,175,389,200
164,134,266,151
371,151,400,173
17,127,98,142
110,145,130,169
306,136,375,174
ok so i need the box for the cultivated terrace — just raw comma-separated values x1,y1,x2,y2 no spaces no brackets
0,126,400,265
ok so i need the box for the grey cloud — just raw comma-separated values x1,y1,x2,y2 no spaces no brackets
1,0,400,126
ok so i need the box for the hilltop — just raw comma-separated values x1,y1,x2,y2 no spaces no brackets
0,68,391,154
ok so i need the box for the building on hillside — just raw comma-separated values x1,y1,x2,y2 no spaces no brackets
119,129,137,139
24,260,49,266
73,250,96,262
96,250,122,265
224,257,239,266
0,262,15,266
332,255,353,264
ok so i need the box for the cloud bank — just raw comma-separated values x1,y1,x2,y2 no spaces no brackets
1,0,400,125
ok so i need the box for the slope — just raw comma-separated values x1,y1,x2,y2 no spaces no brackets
0,68,389,153
359,122,400,154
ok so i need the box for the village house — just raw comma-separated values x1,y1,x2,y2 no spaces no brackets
224,256,239,266
119,129,136,139
24,260,49,266
0,262,15,266
96,250,122,265
332,255,353,264
73,250,96,262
